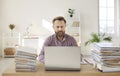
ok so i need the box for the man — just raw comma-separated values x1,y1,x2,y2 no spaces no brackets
39,16,77,63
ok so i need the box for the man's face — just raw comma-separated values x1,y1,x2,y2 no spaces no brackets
53,20,66,37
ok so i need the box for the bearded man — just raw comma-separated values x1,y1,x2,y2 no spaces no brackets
39,16,77,63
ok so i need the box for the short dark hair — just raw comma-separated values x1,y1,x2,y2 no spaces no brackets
52,16,66,24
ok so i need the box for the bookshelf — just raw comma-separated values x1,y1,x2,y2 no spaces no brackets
2,32,21,57
65,10,81,46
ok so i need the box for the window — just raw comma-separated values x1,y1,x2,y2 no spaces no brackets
99,0,115,35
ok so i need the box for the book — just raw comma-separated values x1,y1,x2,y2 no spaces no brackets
16,68,37,72
16,64,37,69
97,63,120,72
16,46,37,56
15,58,36,63
15,61,37,66
15,55,37,60
94,43,120,51
16,51,37,58
92,49,120,56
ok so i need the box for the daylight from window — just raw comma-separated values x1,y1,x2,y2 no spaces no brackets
99,0,114,34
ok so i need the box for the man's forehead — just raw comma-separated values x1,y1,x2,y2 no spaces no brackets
54,20,65,23
53,21,65,26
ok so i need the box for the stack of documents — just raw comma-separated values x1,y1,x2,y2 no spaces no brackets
15,46,38,72
92,43,120,72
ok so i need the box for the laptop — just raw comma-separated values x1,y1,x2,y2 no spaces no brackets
44,47,81,71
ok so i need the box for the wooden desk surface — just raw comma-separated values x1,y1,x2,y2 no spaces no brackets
2,61,120,76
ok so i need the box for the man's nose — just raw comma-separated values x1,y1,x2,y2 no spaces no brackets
58,27,62,31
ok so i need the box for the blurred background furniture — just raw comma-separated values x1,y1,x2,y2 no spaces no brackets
2,32,21,57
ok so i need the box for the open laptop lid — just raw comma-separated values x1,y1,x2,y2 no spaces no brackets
44,47,81,71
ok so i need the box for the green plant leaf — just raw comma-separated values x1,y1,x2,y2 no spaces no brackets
85,33,112,46
103,37,112,42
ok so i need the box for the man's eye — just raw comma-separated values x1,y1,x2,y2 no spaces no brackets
56,26,63,28
61,26,63,28
57,26,59,28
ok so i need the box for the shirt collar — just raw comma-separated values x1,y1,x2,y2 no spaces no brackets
54,34,66,42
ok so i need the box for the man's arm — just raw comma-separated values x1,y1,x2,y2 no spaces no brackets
38,36,52,63
71,37,78,46
38,47,44,63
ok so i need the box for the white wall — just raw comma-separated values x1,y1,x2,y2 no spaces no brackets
0,0,98,56
0,0,3,56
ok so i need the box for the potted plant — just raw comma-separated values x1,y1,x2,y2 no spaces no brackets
85,33,112,46
9,24,15,37
68,8,75,17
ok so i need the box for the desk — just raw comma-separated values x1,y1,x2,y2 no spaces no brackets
2,61,120,76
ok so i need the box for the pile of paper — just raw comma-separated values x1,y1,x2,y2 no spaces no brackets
92,43,120,72
15,46,38,72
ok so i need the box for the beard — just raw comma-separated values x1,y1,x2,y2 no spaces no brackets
55,31,65,38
